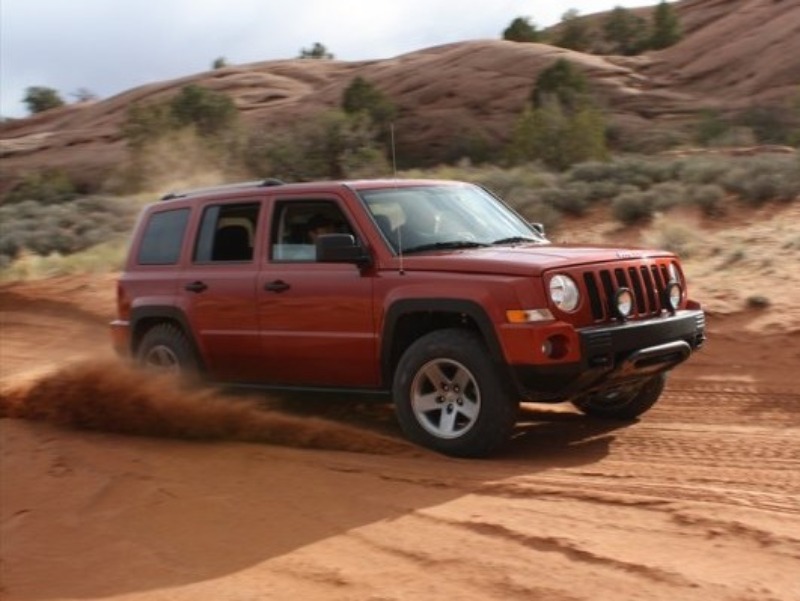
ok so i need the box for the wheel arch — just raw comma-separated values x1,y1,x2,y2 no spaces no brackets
130,306,206,371
380,298,505,388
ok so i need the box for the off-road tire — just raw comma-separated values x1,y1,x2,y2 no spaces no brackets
392,328,518,457
572,373,666,420
136,323,199,375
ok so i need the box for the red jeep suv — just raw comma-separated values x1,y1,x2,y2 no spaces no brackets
112,178,705,456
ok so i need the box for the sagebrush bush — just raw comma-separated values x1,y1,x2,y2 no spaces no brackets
504,188,562,233
0,196,136,266
646,217,699,257
688,184,726,216
568,157,673,190
650,181,688,211
611,190,656,224
0,240,129,281
245,110,388,181
3,169,77,204
537,184,591,216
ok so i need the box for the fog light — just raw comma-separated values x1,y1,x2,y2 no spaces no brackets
614,287,633,320
542,334,569,360
665,281,682,313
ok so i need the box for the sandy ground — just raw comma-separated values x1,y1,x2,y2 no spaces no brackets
1,205,800,601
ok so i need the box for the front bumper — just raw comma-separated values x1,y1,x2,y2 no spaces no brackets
510,309,705,401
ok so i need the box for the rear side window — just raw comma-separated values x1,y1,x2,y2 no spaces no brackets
137,208,190,265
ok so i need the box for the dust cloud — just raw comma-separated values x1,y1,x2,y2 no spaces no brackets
0,360,411,455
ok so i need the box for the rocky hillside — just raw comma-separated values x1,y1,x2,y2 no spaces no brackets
1,0,798,193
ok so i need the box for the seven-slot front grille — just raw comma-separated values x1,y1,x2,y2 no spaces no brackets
582,261,675,322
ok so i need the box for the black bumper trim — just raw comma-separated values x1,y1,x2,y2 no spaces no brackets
510,310,705,402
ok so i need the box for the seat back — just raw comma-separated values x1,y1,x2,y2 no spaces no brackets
212,225,251,261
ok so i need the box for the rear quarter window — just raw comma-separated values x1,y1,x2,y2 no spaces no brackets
137,208,190,265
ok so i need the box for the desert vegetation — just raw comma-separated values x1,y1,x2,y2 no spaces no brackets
503,0,682,55
2,148,797,280
2,80,798,280
2,0,799,280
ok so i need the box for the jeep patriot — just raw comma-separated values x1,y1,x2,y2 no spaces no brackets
112,179,705,456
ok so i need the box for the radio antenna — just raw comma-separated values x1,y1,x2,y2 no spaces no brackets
390,123,398,180
390,122,405,275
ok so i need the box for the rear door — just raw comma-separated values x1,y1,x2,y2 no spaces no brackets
256,194,378,388
180,198,264,382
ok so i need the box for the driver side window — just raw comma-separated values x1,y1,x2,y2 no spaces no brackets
271,200,353,262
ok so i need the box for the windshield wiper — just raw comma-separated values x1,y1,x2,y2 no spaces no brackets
491,236,539,246
401,240,489,254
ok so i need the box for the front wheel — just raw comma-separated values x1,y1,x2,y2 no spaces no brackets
392,329,517,457
572,373,666,420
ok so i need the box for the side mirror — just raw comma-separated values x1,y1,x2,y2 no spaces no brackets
529,222,546,237
316,234,371,266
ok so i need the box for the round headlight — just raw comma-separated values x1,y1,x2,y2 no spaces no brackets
549,274,580,312
666,281,682,313
614,288,634,319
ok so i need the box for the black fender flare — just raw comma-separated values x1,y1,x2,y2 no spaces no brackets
380,298,505,387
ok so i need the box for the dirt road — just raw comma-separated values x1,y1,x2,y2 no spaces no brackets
1,274,799,601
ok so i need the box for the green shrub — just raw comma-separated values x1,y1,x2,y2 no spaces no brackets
611,190,656,224
553,10,591,52
508,102,608,170
0,240,129,281
3,169,77,205
583,179,621,201
649,0,682,50
121,84,241,183
576,157,658,189
720,156,800,205
694,109,730,146
650,181,687,211
299,42,334,59
688,184,725,216
602,7,648,55
245,110,387,181
647,218,699,257
531,58,589,112
23,86,65,114
341,77,396,128
469,166,556,198
537,184,591,216
504,189,562,233
0,196,136,265
502,17,542,43
170,84,238,138
677,157,731,185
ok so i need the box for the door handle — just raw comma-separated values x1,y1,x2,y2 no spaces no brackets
184,281,208,293
264,280,290,293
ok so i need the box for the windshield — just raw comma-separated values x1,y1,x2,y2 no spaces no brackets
358,183,547,254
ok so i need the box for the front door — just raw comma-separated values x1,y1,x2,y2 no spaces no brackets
256,198,377,388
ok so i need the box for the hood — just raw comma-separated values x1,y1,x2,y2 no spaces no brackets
391,244,675,276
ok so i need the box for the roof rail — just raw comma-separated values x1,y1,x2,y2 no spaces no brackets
160,178,285,201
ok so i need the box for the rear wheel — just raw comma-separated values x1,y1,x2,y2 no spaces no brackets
572,373,666,420
393,329,517,457
136,323,199,375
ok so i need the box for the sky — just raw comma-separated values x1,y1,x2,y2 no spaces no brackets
0,0,657,119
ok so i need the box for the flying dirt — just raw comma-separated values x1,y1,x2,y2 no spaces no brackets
0,360,412,455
